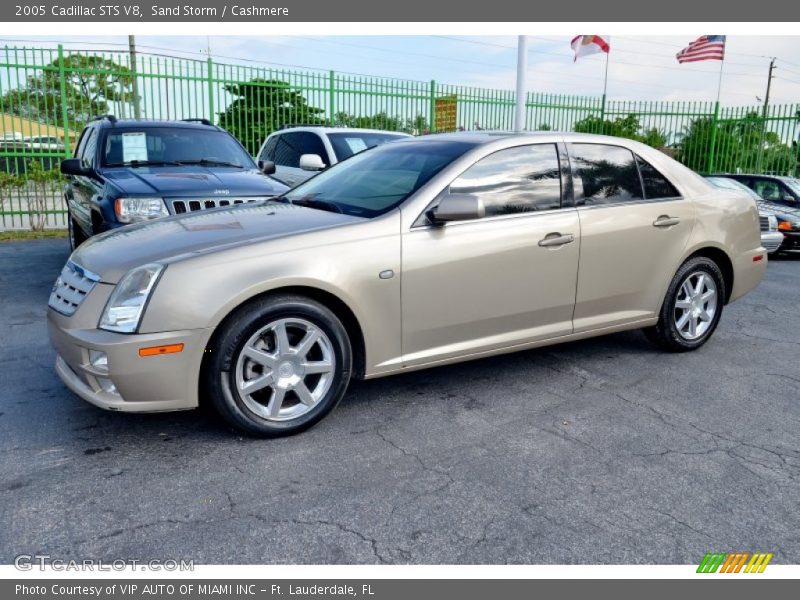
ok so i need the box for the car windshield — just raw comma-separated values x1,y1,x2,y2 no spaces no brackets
103,127,255,168
707,177,761,200
281,140,474,218
327,132,409,162
781,177,800,196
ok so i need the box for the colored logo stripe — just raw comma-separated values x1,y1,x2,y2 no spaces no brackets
697,552,773,573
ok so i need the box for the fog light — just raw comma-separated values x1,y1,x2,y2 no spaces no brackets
97,377,118,395
89,350,109,374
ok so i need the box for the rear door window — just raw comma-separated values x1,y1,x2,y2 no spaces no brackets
569,144,644,206
635,155,680,199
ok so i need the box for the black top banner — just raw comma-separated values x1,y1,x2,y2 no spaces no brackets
3,0,800,21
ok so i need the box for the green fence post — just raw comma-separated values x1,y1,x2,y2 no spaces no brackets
706,101,720,174
329,70,335,125
57,44,70,157
429,80,436,134
207,57,214,123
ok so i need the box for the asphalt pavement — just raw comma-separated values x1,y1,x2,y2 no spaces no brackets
1,238,799,565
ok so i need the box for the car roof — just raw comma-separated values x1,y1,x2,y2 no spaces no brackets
275,126,413,136
91,118,222,131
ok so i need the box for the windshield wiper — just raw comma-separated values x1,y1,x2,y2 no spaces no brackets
106,159,182,167
175,159,245,168
290,197,343,214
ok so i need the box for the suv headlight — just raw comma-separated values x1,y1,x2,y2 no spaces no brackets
115,197,168,223
99,263,164,333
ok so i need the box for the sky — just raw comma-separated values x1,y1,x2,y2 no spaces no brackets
2,35,800,106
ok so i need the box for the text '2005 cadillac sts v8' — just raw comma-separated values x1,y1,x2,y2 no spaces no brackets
47,132,766,436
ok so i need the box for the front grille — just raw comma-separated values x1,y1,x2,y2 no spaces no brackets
170,197,261,214
759,216,770,232
48,261,100,316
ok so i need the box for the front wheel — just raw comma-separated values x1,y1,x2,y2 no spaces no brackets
67,214,86,251
204,295,352,437
643,256,726,352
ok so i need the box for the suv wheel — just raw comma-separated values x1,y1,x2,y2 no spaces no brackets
643,256,725,352
204,295,352,437
67,215,86,250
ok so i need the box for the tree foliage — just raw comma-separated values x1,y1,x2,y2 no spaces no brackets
573,113,667,148
679,111,798,174
217,79,326,154
1,55,135,130
333,111,428,134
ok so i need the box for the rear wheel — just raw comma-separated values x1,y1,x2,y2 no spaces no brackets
643,256,725,352
204,295,352,437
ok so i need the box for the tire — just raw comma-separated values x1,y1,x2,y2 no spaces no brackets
67,214,86,251
643,256,726,352
204,294,352,437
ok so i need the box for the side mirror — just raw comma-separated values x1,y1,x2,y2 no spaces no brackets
258,160,276,175
427,193,485,224
61,158,92,177
299,153,326,172
783,193,796,204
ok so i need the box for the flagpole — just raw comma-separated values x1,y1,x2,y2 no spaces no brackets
600,36,610,132
708,53,725,173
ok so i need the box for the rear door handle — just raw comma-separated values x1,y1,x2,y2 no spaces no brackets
538,233,575,247
653,215,681,228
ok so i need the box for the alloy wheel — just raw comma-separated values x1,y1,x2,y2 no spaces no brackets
234,318,336,421
673,271,718,340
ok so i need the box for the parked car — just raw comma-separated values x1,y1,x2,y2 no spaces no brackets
713,173,800,251
60,116,288,250
256,126,412,187
49,132,766,437
26,135,66,151
1,131,29,151
705,176,783,254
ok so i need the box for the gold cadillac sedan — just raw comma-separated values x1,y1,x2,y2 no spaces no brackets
48,132,766,436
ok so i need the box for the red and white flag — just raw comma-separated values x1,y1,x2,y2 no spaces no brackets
570,35,610,62
676,35,726,63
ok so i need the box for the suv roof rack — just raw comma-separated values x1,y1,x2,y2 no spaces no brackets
181,118,214,126
278,123,331,130
88,114,117,124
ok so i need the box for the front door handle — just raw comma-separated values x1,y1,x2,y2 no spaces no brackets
653,215,681,228
538,232,575,247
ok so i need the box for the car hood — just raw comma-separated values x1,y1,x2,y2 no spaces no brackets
71,202,364,283
103,165,288,197
757,200,800,222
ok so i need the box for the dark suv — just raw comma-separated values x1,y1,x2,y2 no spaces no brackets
714,173,800,251
61,116,288,249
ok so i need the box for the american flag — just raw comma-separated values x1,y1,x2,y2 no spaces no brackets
676,35,726,63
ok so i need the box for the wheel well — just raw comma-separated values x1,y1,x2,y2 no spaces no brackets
91,210,104,234
687,247,734,303
208,286,367,380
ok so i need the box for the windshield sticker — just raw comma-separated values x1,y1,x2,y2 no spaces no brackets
344,137,369,154
122,132,148,162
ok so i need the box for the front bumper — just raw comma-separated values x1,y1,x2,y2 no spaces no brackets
761,231,784,254
48,309,211,412
778,230,800,251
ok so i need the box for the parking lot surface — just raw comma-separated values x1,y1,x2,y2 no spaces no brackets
1,238,799,565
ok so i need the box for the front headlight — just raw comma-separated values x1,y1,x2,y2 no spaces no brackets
777,219,800,232
115,197,168,224
99,263,164,333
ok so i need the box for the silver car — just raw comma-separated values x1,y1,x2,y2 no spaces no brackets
48,132,766,436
